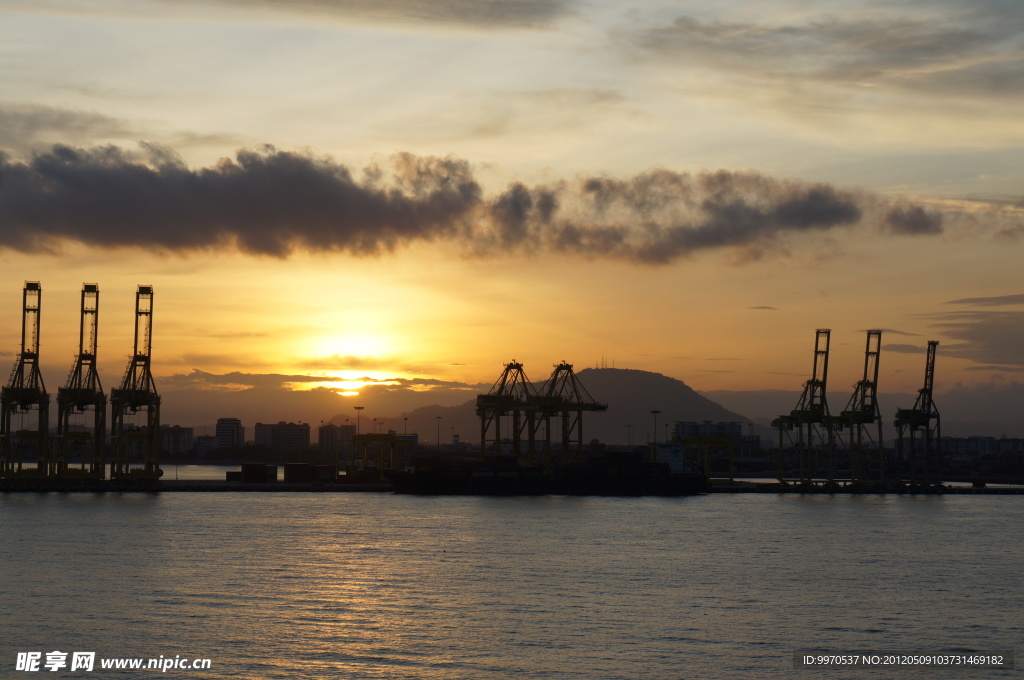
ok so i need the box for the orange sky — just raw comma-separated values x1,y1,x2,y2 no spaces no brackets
1,0,1023,433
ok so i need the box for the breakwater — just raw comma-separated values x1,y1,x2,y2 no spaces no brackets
2,479,1022,494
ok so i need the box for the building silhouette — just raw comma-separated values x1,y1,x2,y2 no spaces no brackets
255,421,311,458
160,425,194,457
216,417,245,449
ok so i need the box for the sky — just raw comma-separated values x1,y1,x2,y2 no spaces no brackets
1,0,1023,438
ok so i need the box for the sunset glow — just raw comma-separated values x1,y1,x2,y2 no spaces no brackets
1,0,1022,438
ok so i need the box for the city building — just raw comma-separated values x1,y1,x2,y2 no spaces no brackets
318,423,356,465
674,421,745,441
255,421,311,459
216,417,245,449
160,425,194,457
674,421,763,476
194,435,218,458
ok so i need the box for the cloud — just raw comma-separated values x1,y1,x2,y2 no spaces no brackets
16,0,574,29
162,353,273,370
0,143,946,264
946,293,1024,306
633,8,1024,100
154,368,489,426
0,103,135,156
376,377,488,391
924,311,1024,367
883,343,929,354
994,225,1024,242
233,0,571,27
160,369,327,391
482,169,869,263
885,205,943,235
204,0,574,27
964,365,1024,373
160,368,487,392
0,144,479,256
297,355,398,371
871,328,920,337
455,88,633,142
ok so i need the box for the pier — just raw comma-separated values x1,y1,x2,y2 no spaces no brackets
2,477,1022,494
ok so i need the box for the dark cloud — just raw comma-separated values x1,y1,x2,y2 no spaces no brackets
931,378,1024,437
541,169,866,264
871,328,920,337
0,144,940,264
994,225,1024,242
160,370,329,390
964,365,1024,373
946,294,1024,306
0,144,480,257
883,343,929,354
925,311,1024,367
749,306,777,310
885,205,943,235
634,10,1024,99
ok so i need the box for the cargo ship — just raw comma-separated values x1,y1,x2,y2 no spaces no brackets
385,451,710,496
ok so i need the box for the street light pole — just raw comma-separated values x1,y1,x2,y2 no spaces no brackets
436,416,442,450
650,410,660,463
354,406,364,435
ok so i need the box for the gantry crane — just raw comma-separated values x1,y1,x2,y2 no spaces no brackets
110,285,161,480
894,341,940,484
476,360,608,466
772,329,834,483
537,362,607,464
1,282,50,477
477,361,538,457
832,330,884,481
56,284,106,478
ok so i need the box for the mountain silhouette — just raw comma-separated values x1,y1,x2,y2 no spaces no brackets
349,367,757,447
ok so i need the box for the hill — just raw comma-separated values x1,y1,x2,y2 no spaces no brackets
574,368,757,443
349,367,757,447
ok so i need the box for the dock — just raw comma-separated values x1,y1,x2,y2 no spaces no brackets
2,479,1023,494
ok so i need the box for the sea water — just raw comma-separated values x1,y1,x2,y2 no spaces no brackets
0,492,1020,679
